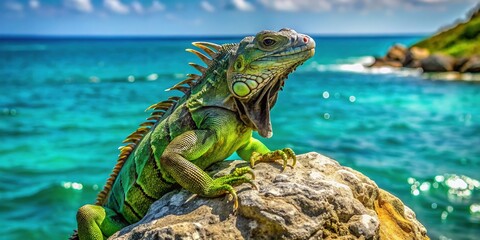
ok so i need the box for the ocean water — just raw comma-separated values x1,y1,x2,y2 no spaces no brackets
1,35,479,240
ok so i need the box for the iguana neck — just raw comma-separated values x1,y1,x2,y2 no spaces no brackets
186,50,237,113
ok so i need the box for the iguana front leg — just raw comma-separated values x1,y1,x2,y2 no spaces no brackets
237,137,296,171
158,130,255,208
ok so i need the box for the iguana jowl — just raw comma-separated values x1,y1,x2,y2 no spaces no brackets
73,28,315,240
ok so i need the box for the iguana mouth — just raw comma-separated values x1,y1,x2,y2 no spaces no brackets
234,34,315,138
262,44,315,60
236,59,309,138
253,47,315,68
234,77,277,138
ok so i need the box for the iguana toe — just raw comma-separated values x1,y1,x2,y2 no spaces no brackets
249,148,296,171
207,166,257,209
232,166,255,180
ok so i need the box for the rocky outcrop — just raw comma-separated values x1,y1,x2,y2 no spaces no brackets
460,55,480,73
368,44,480,74
420,54,456,72
109,152,428,240
369,57,403,68
369,44,409,68
386,44,408,63
404,47,430,68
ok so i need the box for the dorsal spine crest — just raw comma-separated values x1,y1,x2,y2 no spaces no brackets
94,41,232,206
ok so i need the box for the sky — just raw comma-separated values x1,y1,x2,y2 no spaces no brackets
0,0,479,36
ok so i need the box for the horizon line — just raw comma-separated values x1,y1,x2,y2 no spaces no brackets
0,32,429,40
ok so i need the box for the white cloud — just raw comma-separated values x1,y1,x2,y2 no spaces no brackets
131,1,143,14
257,0,478,12
104,0,129,14
416,0,448,3
150,0,165,12
259,0,331,12
201,1,215,12
64,0,93,13
265,0,298,11
29,0,40,9
5,1,24,11
231,0,254,11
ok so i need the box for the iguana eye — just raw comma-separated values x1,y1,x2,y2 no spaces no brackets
262,38,276,47
235,60,242,70
234,56,244,71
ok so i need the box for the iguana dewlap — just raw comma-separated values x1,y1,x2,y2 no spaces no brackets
72,28,315,240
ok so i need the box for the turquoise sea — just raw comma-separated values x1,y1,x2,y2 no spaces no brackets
1,35,479,240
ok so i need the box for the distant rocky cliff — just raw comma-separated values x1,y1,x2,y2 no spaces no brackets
110,152,428,240
369,4,480,75
368,44,480,74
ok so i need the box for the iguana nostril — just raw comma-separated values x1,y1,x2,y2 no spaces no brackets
303,36,309,43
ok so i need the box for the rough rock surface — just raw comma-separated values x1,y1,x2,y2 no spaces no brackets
386,44,408,63
367,44,480,76
404,47,430,68
460,55,480,73
110,152,428,240
368,57,403,68
420,54,456,72
409,47,430,61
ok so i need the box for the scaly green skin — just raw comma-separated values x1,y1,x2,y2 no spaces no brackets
73,28,315,240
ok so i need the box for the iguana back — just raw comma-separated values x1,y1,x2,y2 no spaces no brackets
94,41,235,224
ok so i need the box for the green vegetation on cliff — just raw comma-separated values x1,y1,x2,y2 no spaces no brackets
414,5,480,57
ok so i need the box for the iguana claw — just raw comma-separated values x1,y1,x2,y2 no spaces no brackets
232,166,255,180
250,148,296,171
210,166,257,209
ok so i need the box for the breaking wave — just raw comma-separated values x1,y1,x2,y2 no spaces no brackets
304,56,423,77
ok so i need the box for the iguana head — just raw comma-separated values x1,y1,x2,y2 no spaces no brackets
227,28,315,138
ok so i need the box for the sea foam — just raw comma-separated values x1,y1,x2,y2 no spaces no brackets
307,56,423,77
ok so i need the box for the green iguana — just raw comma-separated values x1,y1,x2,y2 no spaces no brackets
72,28,315,240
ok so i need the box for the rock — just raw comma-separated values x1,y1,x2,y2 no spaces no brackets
420,54,456,72
110,152,429,240
409,47,430,60
404,47,430,68
368,57,403,68
386,44,408,63
404,59,422,68
460,55,480,73
454,57,470,72
369,45,427,69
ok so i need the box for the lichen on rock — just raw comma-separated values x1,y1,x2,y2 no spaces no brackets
109,152,428,240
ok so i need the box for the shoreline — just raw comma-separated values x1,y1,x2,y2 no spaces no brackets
366,44,480,81
310,56,480,82
422,71,480,82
